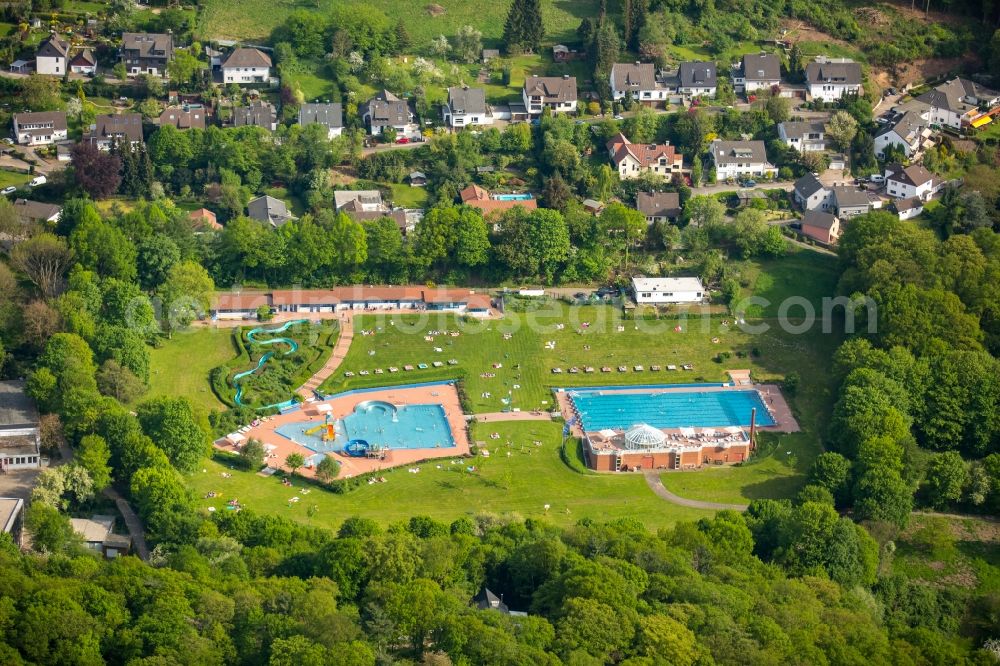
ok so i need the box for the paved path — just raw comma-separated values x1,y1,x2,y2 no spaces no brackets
102,487,150,561
474,411,553,423
690,181,796,196
296,316,353,399
643,471,749,511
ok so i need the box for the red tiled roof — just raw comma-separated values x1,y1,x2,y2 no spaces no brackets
608,134,681,167
213,292,270,310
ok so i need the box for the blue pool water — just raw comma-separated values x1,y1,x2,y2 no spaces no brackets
568,388,775,431
275,400,455,453
494,193,533,201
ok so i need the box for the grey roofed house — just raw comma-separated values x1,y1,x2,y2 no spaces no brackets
711,140,768,165
801,209,838,231
523,76,578,103
877,110,926,139
13,199,61,223
739,53,781,82
334,190,384,211
159,105,207,130
298,102,343,130
232,101,276,131
13,110,68,133
89,113,143,144
447,86,487,115
794,173,827,199
37,35,69,59
831,186,870,208
121,32,174,71
678,61,717,88
636,192,681,220
363,90,413,127
611,62,657,92
473,586,509,613
805,60,862,86
916,77,1000,112
247,195,293,228
221,47,272,69
779,120,825,140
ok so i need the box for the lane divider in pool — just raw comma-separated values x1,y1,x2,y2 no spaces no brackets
232,319,309,410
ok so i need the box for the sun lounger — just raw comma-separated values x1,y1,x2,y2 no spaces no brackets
634,365,644,371
667,364,677,370
418,363,428,369
585,366,595,373
359,370,369,376
404,365,414,371
343,371,355,377
618,366,627,372
601,366,612,372
683,364,693,370
551,367,563,374
650,365,661,371
432,361,444,367
447,359,458,365
375,368,384,374
389,367,398,373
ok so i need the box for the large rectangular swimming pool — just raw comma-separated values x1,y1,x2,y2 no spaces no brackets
568,388,775,431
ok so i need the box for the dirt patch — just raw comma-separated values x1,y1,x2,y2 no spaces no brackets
425,4,445,17
926,560,946,570
328,167,359,186
938,565,978,589
873,54,981,89
781,19,853,49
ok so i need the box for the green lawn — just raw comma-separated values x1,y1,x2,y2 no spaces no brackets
389,183,428,208
0,170,31,189
892,515,1000,595
188,420,715,530
198,0,600,46
147,328,239,414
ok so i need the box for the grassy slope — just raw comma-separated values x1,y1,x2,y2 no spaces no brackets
188,419,715,530
893,514,1000,598
198,0,600,47
147,328,239,414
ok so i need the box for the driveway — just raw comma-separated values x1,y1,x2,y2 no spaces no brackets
690,180,796,196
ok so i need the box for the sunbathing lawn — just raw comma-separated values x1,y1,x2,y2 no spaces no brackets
147,328,239,414
389,183,428,208
189,420,715,530
0,170,32,189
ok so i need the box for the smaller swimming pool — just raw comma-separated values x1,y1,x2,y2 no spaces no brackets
494,193,533,201
276,402,456,453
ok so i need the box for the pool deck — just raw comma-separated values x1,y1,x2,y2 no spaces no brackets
555,383,800,438
214,384,470,478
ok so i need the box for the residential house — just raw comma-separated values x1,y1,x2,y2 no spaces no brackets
121,33,174,77
298,103,343,139
189,208,221,231
69,48,97,75
459,184,537,216
70,515,132,558
221,47,272,84
885,163,936,201
12,111,68,146
677,62,717,97
442,86,493,128
632,277,705,304
334,190,385,212
0,380,42,472
799,210,841,244
733,53,781,93
607,132,683,180
874,110,933,158
893,196,924,220
582,199,605,215
831,186,871,218
36,35,69,76
232,101,277,132
158,104,207,130
777,120,826,152
362,90,418,137
914,77,1000,131
709,140,776,180
408,171,427,187
247,195,293,228
793,173,831,211
636,192,681,224
86,113,143,150
805,57,862,101
609,62,671,104
13,199,61,224
522,76,578,115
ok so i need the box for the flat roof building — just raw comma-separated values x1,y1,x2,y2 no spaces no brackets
0,380,41,472
632,277,705,304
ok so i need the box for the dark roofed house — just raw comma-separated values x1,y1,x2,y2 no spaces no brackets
677,61,717,96
298,103,343,138
777,120,826,152
247,195,293,228
121,32,174,77
36,35,69,76
362,90,417,137
636,192,681,223
86,113,143,150
70,515,132,559
232,101,277,132
830,186,871,218
709,139,776,180
893,196,924,220
13,199,61,224
408,171,427,187
805,57,862,101
735,53,781,93
793,173,831,211
522,76,578,115
159,105,207,130
609,62,673,104
472,586,526,616
915,77,1000,130
443,86,493,128
221,47,272,84
69,48,97,75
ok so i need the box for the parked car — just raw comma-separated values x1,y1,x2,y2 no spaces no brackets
596,286,619,297
395,137,410,144
28,175,46,187
870,174,885,184
1,186,15,196
740,179,757,188
613,114,624,120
